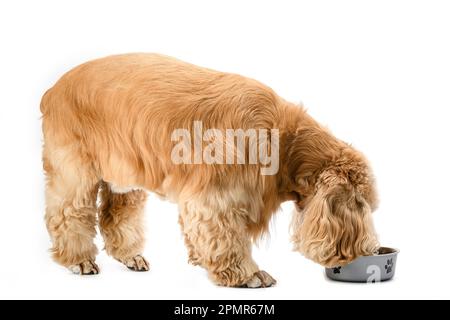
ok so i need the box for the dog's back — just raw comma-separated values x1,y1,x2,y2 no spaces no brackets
41,53,283,198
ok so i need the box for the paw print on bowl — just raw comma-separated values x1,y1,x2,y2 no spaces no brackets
332,267,342,274
385,258,394,274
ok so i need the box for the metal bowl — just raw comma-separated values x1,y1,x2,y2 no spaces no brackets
325,247,399,283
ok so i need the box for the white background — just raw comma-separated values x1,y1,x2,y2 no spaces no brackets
0,0,449,300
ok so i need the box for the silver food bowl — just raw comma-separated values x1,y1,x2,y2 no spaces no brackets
325,247,399,283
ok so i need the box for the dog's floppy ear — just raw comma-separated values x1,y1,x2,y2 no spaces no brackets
291,169,379,267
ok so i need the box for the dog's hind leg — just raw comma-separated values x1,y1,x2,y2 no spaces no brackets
98,182,149,272
43,148,100,275
179,197,276,288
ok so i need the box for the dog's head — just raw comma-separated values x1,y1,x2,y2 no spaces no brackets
289,147,379,267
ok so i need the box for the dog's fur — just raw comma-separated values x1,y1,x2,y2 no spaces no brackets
41,53,379,287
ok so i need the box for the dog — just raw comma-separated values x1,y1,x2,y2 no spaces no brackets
41,53,379,287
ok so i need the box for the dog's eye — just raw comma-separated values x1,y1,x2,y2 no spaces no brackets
293,192,306,211
293,191,303,202
296,202,308,212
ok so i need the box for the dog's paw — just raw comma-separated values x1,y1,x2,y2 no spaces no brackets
69,260,99,275
242,270,277,288
121,255,150,272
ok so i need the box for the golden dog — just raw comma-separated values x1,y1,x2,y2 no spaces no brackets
41,53,379,287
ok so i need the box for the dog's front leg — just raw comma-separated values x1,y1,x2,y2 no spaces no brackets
179,198,276,288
